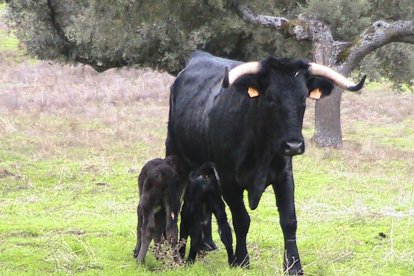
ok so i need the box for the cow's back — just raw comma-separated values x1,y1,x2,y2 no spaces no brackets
167,52,241,167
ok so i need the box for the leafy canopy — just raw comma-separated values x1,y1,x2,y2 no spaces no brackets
5,0,414,84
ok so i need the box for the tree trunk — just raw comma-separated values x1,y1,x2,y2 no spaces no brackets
311,38,344,148
313,87,343,148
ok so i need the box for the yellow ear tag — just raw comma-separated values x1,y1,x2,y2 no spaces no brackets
309,88,322,100
248,87,259,98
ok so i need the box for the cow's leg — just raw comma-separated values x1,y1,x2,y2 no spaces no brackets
222,184,250,267
212,201,234,265
272,159,303,275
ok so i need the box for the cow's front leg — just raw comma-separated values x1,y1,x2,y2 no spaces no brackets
272,159,303,275
223,186,250,267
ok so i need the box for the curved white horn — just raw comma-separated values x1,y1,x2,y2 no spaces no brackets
309,63,366,91
228,62,261,86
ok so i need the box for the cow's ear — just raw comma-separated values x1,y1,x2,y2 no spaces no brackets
222,65,261,98
306,76,334,100
236,77,260,98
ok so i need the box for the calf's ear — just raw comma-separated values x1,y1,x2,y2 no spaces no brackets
306,76,334,100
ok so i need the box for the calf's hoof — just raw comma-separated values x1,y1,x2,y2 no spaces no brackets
200,239,217,251
285,258,303,275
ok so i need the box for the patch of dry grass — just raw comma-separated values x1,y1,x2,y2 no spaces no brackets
0,61,173,113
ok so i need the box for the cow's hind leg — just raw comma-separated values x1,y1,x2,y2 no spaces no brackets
272,160,303,275
222,184,249,267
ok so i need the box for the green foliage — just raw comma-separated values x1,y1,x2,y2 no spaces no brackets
361,43,414,90
3,0,309,74
4,0,414,85
305,0,371,39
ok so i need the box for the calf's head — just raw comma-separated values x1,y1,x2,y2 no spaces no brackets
187,163,220,197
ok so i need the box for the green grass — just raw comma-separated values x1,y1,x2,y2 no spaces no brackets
1,97,413,275
0,28,19,52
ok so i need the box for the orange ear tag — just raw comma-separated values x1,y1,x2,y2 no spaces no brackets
248,87,259,98
309,88,322,100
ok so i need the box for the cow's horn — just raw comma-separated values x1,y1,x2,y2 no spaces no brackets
309,63,366,91
228,62,261,86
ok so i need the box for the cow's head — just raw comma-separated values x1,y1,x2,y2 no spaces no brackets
222,57,366,157
222,58,366,210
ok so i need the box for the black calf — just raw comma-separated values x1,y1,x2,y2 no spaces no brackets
133,156,183,262
179,163,234,264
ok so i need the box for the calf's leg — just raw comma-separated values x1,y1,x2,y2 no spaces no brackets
133,204,143,258
152,210,166,260
200,214,217,251
212,201,234,265
187,223,202,263
164,198,181,262
135,208,156,263
178,204,191,259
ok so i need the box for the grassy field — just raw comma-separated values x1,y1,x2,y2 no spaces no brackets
1,6,414,275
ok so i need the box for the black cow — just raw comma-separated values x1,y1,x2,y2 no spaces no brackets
166,51,365,274
133,156,184,263
179,163,234,264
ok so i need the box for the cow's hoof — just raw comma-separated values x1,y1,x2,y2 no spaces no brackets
230,255,250,268
133,249,138,259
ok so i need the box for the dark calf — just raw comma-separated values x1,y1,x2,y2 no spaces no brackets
133,156,183,263
179,163,234,264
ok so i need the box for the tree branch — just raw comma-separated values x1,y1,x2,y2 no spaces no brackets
338,20,414,72
238,5,414,76
237,6,335,44
237,5,289,31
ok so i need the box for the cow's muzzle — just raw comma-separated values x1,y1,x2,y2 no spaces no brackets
283,140,305,156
